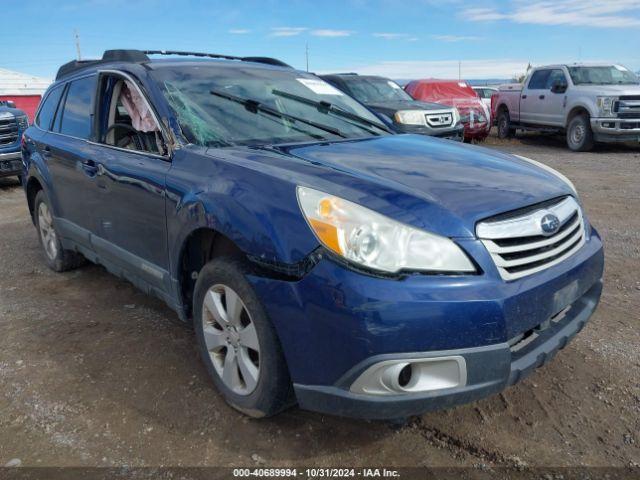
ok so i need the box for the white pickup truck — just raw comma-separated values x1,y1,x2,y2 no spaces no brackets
494,63,640,151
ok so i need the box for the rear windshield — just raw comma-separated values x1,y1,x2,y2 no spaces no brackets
341,77,413,103
150,64,388,147
567,66,639,85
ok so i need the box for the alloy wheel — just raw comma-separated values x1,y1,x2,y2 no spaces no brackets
201,284,261,395
38,202,58,260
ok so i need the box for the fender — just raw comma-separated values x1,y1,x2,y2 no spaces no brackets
563,100,595,126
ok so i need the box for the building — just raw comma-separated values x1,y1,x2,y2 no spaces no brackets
0,68,51,121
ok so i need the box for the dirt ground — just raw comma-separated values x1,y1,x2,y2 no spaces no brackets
1,132,639,470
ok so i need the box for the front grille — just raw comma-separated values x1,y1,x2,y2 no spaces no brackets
477,196,586,281
615,97,640,119
0,117,19,147
425,111,453,128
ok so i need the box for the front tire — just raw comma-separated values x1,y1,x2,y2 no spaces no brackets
193,257,293,417
34,190,85,272
567,114,594,152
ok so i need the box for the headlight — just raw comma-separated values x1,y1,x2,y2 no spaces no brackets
596,96,617,117
16,115,29,129
394,110,427,126
452,108,461,125
297,186,476,274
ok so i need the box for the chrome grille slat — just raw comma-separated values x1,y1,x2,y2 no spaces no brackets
477,196,586,281
492,227,584,268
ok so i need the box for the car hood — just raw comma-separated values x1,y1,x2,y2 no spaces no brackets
573,84,640,96
279,135,574,238
366,100,453,118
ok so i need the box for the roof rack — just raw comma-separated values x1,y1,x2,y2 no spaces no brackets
56,49,292,81
143,51,292,68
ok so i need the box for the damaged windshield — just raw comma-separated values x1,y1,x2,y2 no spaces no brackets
151,63,389,147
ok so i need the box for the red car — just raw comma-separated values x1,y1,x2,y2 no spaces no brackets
404,79,491,141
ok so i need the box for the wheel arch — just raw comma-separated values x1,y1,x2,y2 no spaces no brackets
565,105,591,127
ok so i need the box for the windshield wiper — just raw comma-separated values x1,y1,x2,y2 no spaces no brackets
210,89,347,139
271,89,392,135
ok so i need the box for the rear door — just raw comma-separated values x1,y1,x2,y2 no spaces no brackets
520,69,551,124
45,74,103,248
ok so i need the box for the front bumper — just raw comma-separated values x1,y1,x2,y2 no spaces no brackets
0,151,22,178
591,117,640,142
294,279,601,419
248,229,604,419
394,123,464,142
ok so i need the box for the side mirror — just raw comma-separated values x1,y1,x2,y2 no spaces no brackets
551,81,567,94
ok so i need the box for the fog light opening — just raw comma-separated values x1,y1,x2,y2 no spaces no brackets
398,364,412,388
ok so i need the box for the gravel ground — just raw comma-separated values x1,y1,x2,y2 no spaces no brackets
0,132,639,470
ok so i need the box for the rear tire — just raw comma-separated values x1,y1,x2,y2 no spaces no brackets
566,114,594,152
497,110,512,139
34,190,86,272
193,257,294,417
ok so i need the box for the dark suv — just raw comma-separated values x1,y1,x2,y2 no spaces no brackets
321,74,464,141
22,50,603,419
1,101,29,182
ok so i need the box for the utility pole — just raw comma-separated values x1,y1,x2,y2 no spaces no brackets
305,42,309,72
74,29,82,60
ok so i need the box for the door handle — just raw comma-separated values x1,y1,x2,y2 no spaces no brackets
81,159,99,177
539,95,545,100
521,95,527,99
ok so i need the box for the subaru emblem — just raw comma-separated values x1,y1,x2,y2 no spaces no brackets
540,213,560,235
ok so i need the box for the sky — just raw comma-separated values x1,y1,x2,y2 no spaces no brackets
2,0,640,81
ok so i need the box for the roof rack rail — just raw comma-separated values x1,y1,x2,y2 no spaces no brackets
55,49,293,81
143,50,292,68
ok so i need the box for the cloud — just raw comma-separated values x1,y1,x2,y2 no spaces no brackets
228,29,250,34
463,1,640,28
270,27,307,37
323,59,528,80
311,29,353,37
431,34,482,42
373,33,411,40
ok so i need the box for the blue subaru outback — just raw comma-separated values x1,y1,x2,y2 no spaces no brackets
22,50,604,419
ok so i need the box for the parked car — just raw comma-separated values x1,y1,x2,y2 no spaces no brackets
404,79,491,141
320,73,464,141
0,102,29,183
494,63,640,151
472,86,498,112
23,50,604,420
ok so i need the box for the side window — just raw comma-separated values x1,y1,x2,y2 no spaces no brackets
35,86,64,131
545,69,568,89
528,70,551,90
58,75,97,139
97,74,163,154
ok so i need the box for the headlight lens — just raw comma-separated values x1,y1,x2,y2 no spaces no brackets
297,186,476,274
16,115,29,129
452,108,461,125
596,96,617,117
394,110,427,126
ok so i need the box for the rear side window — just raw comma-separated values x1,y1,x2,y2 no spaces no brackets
528,70,551,90
35,86,64,131
58,75,97,139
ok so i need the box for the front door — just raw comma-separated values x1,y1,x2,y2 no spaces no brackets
90,73,171,292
